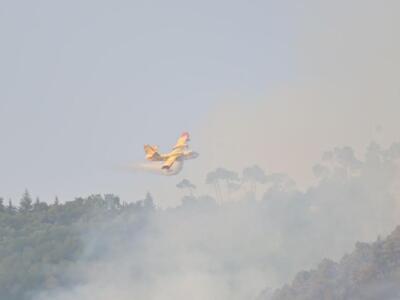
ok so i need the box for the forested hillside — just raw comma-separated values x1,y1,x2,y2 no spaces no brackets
266,226,400,300
2,142,400,300
0,192,154,300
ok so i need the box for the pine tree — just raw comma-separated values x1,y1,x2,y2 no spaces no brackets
0,197,4,212
54,196,59,206
19,189,33,213
33,197,48,211
34,197,40,210
143,192,155,210
104,194,121,210
7,199,16,214
176,179,196,197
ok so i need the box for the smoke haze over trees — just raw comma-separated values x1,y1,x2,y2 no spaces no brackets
1,1,399,298
0,142,400,300
265,226,400,300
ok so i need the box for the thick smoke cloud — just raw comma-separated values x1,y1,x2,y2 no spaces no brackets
33,1,400,299
34,142,400,300
131,160,184,176
185,0,400,195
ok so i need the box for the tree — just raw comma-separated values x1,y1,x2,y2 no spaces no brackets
0,197,4,212
242,165,267,200
19,189,33,213
206,170,223,202
206,168,240,202
143,192,155,210
33,197,48,212
176,179,196,197
265,173,295,192
34,197,40,210
7,199,16,214
104,194,121,210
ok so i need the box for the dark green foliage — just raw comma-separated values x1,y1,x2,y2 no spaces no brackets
7,200,17,215
0,192,150,300
0,198,4,212
268,226,400,300
19,190,33,213
33,198,48,212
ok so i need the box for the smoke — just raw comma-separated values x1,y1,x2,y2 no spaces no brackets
120,160,184,176
182,0,400,193
33,141,400,300
33,2,400,299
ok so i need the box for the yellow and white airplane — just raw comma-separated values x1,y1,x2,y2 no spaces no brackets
144,132,199,172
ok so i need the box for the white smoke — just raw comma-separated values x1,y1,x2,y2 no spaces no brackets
34,141,400,300
119,160,185,176
33,1,400,299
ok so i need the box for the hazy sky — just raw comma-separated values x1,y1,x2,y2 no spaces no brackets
1,1,399,205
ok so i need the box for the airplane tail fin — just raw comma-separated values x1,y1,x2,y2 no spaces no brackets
173,132,190,149
144,144,162,161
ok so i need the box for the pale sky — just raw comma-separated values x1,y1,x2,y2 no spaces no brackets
1,1,399,205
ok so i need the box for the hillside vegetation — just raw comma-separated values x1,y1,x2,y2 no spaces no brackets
0,192,153,300
267,226,400,300
2,142,400,300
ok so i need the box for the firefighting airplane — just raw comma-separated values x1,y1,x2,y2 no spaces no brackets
143,132,199,175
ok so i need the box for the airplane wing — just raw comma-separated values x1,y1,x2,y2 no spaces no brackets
144,144,163,161
161,156,178,169
173,132,190,150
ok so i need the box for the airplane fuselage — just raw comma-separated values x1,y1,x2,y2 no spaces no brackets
161,149,199,161
143,132,198,173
